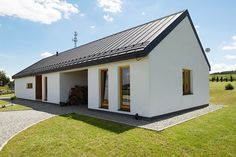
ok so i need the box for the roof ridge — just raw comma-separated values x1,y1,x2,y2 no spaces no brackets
54,9,187,57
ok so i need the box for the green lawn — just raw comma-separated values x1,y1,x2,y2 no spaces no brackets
0,85,10,90
0,93,15,98
0,85,14,97
0,100,31,111
0,82,236,156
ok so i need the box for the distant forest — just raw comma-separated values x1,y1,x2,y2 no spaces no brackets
211,70,236,75
209,70,236,82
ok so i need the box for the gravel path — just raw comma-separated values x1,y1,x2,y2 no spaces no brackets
0,99,80,151
0,110,54,149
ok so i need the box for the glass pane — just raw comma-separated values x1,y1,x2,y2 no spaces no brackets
104,71,108,102
121,67,130,107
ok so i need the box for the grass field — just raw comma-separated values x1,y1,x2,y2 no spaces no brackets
0,85,10,90
0,100,31,111
0,82,236,156
0,93,15,98
0,85,14,96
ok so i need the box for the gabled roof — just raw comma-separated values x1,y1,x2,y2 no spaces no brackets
13,10,210,79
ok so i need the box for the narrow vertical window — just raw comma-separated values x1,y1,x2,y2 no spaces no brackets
120,66,130,112
44,77,48,101
100,69,108,109
183,69,192,95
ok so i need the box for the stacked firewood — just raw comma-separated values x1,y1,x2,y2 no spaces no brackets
66,85,88,105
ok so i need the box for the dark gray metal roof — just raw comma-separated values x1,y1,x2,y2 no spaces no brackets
13,10,210,79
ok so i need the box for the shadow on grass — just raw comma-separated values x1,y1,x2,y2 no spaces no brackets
60,113,135,134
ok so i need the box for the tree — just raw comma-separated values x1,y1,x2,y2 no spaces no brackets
216,76,219,82
220,77,223,82
230,76,233,82
0,71,10,86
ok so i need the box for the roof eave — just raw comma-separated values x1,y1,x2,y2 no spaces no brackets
12,50,147,79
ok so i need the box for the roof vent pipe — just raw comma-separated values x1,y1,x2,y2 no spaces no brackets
56,52,59,56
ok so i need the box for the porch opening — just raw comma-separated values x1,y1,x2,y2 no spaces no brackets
60,69,88,106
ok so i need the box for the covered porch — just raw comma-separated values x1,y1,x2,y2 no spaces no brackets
59,69,88,106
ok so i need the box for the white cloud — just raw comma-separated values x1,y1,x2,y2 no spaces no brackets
0,0,79,24
79,13,85,17
211,63,236,73
41,52,53,58
90,25,96,29
141,11,145,16
222,35,236,51
97,0,123,13
103,14,113,22
224,54,236,60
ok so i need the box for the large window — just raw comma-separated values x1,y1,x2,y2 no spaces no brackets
100,69,109,109
120,66,130,112
183,69,192,95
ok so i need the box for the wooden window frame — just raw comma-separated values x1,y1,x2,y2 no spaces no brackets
119,66,130,112
26,83,33,89
100,69,109,109
183,69,192,95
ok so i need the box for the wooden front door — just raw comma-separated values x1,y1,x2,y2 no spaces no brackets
35,75,42,100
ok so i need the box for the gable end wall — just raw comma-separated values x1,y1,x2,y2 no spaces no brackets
148,16,209,117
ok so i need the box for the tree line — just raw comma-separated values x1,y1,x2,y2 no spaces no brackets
210,76,234,82
0,70,10,86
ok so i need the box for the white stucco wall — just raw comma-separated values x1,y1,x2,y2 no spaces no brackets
42,73,60,104
15,76,35,100
148,16,209,117
60,70,88,102
88,58,150,117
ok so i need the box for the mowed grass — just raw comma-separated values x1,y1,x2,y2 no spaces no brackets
0,85,10,90
0,93,15,98
0,83,236,157
0,100,31,111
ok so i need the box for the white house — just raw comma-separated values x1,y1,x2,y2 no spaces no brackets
13,10,210,118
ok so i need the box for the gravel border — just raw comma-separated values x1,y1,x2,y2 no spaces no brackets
139,105,223,131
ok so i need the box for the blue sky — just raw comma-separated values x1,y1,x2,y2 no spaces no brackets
0,0,236,78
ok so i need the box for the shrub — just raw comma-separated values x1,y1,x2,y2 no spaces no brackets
216,76,219,82
225,83,234,90
230,76,233,82
220,77,223,82
10,96,16,101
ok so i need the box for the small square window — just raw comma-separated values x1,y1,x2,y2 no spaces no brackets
26,83,33,89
